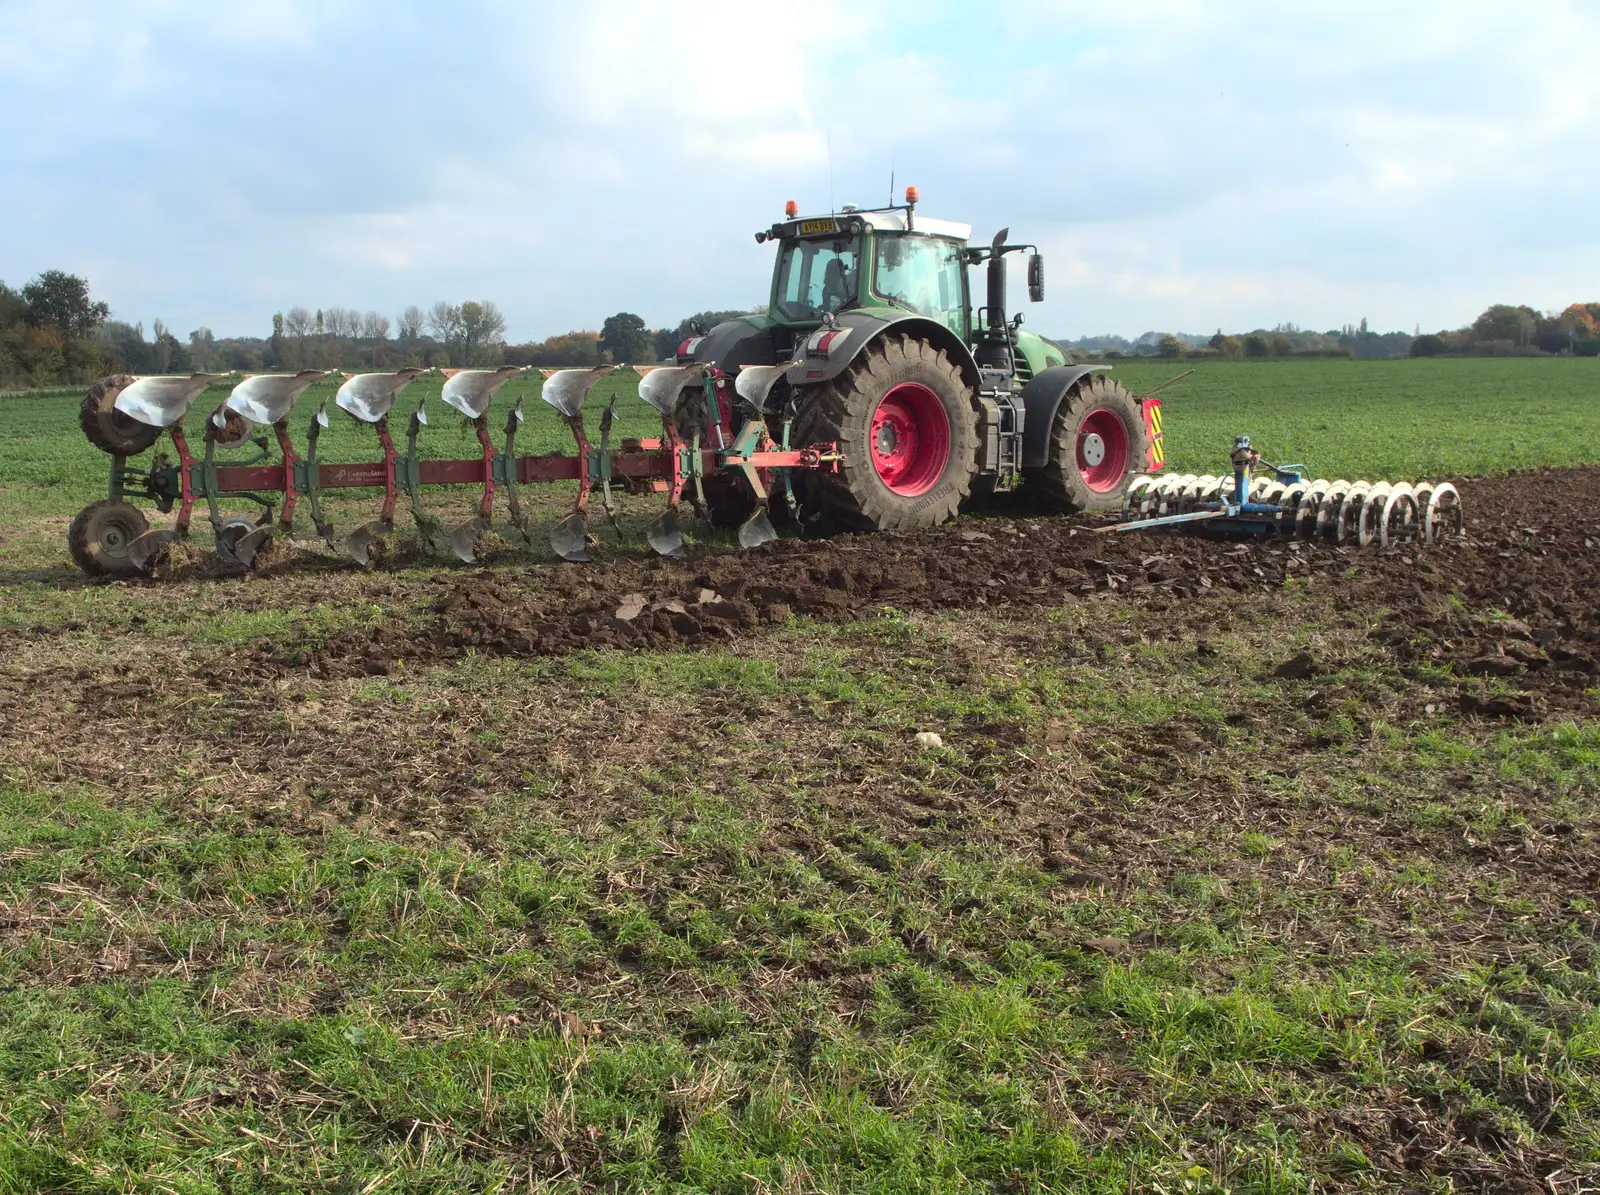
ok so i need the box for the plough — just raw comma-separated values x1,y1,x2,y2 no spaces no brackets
67,365,840,577
1104,436,1463,546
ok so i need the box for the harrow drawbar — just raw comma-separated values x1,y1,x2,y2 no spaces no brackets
1104,438,1463,548
69,364,839,578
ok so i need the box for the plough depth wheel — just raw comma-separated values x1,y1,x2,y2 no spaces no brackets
68,500,151,578
80,376,163,457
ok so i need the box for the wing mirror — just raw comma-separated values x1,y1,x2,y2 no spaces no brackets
1027,253,1045,302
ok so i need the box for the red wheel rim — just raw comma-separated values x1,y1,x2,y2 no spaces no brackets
870,383,950,496
1076,408,1129,492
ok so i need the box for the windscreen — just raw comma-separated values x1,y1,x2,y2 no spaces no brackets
774,235,861,320
874,234,965,326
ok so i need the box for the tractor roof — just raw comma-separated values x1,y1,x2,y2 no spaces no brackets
843,209,972,241
772,209,972,243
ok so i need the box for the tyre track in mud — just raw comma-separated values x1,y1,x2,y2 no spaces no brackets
297,467,1600,718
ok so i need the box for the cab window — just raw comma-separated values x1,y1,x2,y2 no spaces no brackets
873,235,965,331
775,236,861,319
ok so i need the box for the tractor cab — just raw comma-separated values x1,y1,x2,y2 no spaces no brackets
751,192,1066,382
763,204,972,342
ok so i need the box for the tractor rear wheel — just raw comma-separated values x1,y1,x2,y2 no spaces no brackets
793,334,978,531
1025,375,1147,512
80,376,162,457
68,499,151,578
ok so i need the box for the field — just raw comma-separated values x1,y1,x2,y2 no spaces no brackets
1,357,1598,1194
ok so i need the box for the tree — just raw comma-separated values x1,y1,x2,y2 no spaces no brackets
1554,303,1597,337
459,300,507,365
1410,334,1446,357
1243,334,1269,358
284,306,314,367
22,270,109,338
93,321,152,372
189,327,216,370
325,306,360,338
0,282,28,330
360,311,390,341
397,306,425,345
1270,334,1292,356
503,331,602,367
1471,304,1537,348
428,301,464,360
1207,330,1226,351
600,312,652,364
1218,335,1243,358
269,312,285,368
1157,333,1183,358
152,319,174,372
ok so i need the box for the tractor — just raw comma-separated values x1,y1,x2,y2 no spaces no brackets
675,188,1162,532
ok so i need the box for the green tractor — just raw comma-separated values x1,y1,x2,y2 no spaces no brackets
678,188,1163,531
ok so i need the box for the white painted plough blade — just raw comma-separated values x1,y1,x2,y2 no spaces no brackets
335,369,429,423
539,365,616,417
636,364,704,416
226,370,335,426
112,373,229,428
440,367,527,419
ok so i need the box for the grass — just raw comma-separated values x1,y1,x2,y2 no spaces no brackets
0,357,1596,1191
1107,356,1600,479
1,586,1597,1192
2,357,1597,535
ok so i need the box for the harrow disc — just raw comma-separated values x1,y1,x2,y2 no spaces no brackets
1422,482,1462,543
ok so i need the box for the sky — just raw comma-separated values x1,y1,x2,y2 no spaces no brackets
2,0,1597,343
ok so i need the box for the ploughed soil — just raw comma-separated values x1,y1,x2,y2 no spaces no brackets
3,470,1598,1195
297,468,1600,720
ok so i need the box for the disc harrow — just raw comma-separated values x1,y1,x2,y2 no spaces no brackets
1109,437,1462,547
68,366,842,578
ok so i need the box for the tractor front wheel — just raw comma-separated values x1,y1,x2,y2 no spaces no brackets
793,334,978,531
80,376,162,457
68,500,151,578
1025,375,1147,512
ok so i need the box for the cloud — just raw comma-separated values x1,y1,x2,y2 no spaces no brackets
0,0,1595,341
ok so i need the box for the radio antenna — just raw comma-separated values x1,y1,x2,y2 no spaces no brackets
827,133,835,214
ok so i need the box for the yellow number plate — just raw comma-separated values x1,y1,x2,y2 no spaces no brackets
799,219,837,235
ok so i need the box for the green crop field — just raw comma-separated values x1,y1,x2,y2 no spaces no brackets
2,357,1597,535
0,357,1598,1193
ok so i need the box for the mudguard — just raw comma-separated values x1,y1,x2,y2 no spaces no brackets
783,312,981,392
684,318,775,372
1019,365,1111,468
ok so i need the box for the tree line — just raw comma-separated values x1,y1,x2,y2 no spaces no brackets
1059,302,1600,363
10,267,1593,390
0,270,764,389
1410,303,1600,358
